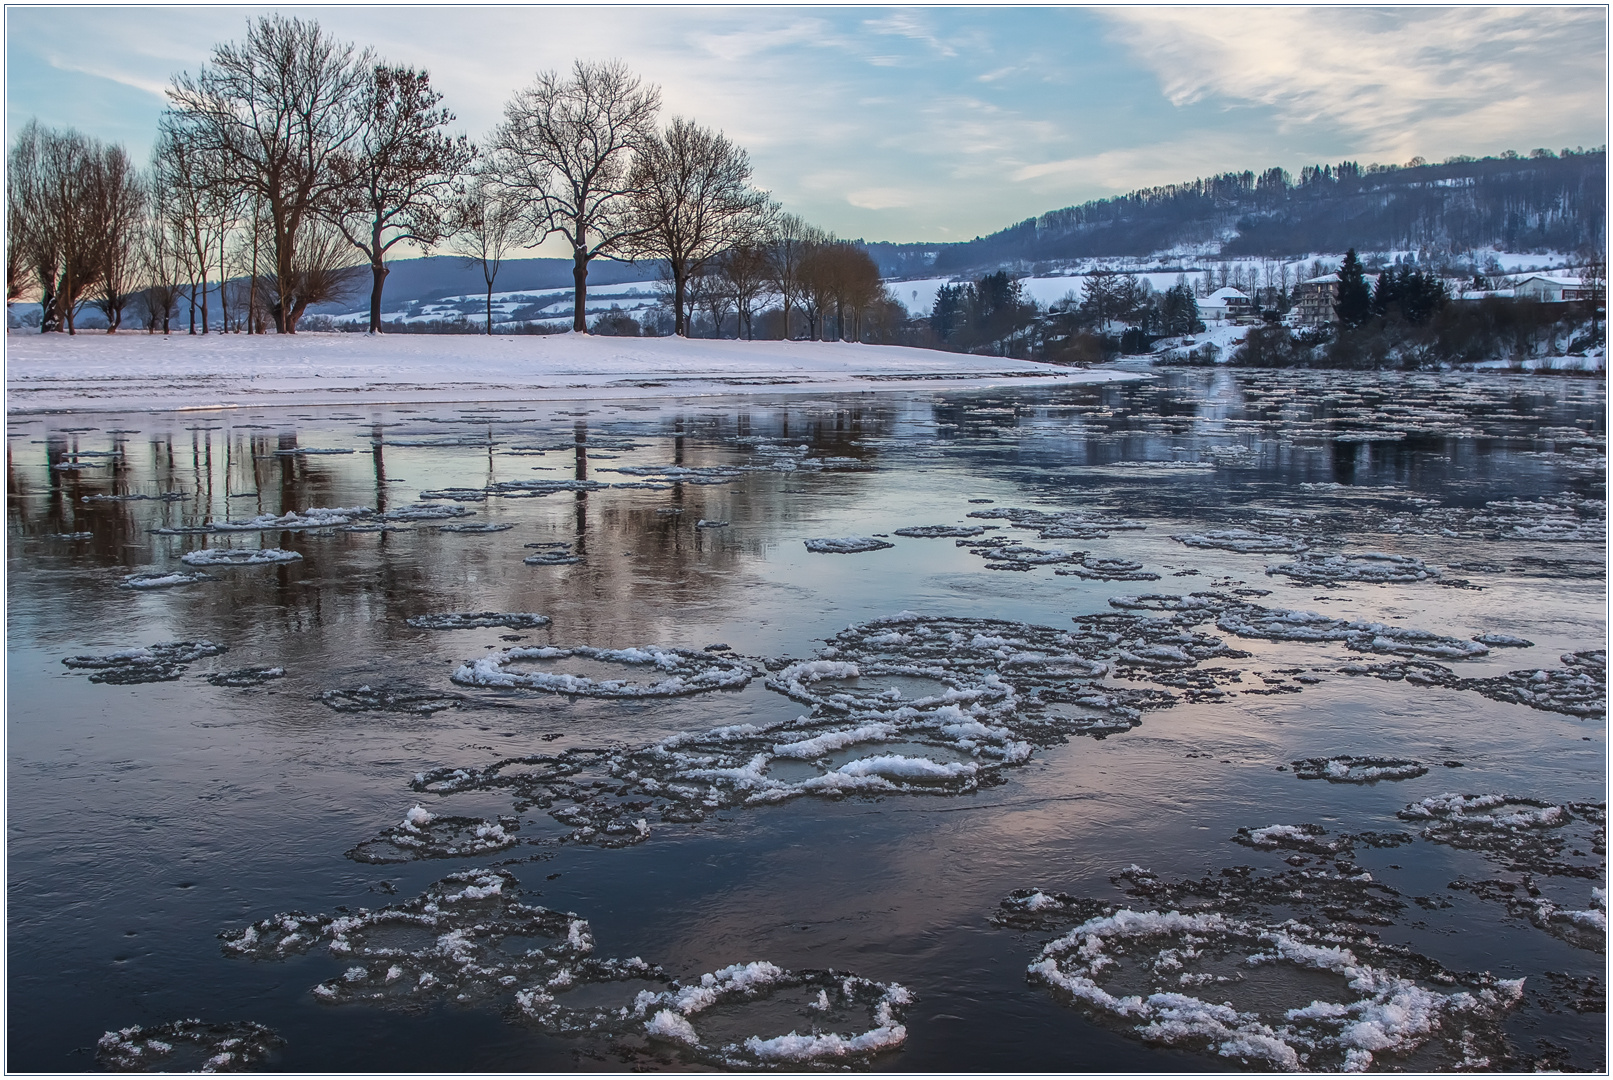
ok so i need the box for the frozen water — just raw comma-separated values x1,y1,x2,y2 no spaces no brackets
180,548,303,566
345,807,522,863
804,537,895,553
379,504,475,522
221,869,593,1009
966,505,1145,540
119,571,215,590
1172,530,1310,554
405,613,552,631
1398,793,1604,877
205,666,285,688
523,545,583,565
1027,907,1525,1071
452,646,756,698
1472,633,1536,648
1266,552,1438,586
152,507,371,534
893,525,988,538
437,523,514,533
631,962,910,1067
62,641,227,684
1291,757,1429,783
95,1019,282,1073
320,685,465,714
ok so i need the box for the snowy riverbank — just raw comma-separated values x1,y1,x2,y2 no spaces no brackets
3,332,1137,413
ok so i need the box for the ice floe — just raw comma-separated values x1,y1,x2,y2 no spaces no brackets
221,869,594,1009
1398,794,1604,878
152,507,370,534
95,1019,282,1073
119,571,214,590
1025,907,1525,1071
437,522,514,533
1172,530,1310,554
345,806,522,863
1341,650,1606,717
892,524,988,538
180,548,303,566
631,962,910,1067
379,504,475,522
205,666,284,688
523,543,582,566
320,685,466,714
803,537,894,554
1266,552,1438,586
452,645,756,698
406,612,552,631
1448,879,1608,954
966,505,1145,540
62,640,227,684
1291,757,1428,783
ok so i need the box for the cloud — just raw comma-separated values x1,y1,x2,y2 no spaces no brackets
847,187,911,210
863,11,958,57
1101,8,1607,159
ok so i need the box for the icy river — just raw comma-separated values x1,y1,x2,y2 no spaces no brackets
7,367,1606,1072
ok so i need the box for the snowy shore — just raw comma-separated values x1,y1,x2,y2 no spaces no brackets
3,332,1136,413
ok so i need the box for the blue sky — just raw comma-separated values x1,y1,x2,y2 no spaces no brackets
6,6,1607,252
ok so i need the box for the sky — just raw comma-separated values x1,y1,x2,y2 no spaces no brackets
5,5,1608,255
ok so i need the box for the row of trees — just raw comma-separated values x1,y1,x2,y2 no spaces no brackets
928,270,1204,359
8,15,899,341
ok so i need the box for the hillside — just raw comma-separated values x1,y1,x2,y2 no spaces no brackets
861,150,1606,276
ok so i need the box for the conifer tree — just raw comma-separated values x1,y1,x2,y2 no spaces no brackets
1334,248,1372,329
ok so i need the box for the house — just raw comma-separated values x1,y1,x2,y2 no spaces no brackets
1292,273,1338,326
1201,287,1253,322
1512,274,1588,302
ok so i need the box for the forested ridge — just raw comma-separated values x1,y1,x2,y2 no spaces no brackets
862,150,1606,276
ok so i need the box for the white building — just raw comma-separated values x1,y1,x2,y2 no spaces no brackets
1511,274,1590,302
1200,287,1253,322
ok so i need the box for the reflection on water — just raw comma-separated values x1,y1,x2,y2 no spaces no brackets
7,369,1606,1071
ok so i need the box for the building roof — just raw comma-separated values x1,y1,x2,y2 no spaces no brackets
1301,273,1339,284
1513,274,1583,287
1207,287,1250,301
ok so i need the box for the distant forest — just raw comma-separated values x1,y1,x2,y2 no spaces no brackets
861,150,1606,276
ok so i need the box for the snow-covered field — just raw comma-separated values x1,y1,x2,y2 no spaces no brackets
3,331,1135,413
334,279,664,329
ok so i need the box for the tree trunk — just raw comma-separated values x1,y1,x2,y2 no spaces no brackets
572,239,589,333
486,279,494,335
368,259,388,334
38,276,58,333
219,231,230,332
672,268,687,337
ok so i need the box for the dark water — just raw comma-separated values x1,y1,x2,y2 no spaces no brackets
7,368,1606,1072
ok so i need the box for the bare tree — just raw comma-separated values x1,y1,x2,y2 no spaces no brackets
154,124,224,334
624,117,768,336
87,144,145,331
446,165,533,334
765,213,828,340
137,191,184,333
719,242,770,340
166,15,371,333
261,220,362,324
328,63,475,333
494,60,660,332
9,123,105,333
